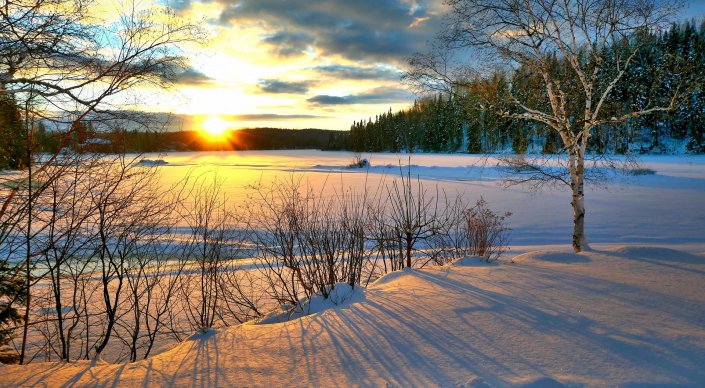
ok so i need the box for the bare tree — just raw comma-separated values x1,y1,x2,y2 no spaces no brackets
36,155,101,361
407,0,683,252
88,155,168,359
1,0,202,364
120,183,184,362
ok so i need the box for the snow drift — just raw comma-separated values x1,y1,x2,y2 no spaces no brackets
2,246,704,387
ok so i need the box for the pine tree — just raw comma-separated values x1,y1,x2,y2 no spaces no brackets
0,91,27,170
0,260,26,363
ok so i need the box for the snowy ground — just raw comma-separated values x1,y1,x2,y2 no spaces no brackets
150,151,705,248
3,246,704,386
2,151,705,386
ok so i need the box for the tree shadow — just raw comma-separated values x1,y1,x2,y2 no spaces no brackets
7,251,705,386
519,251,592,264
595,246,705,276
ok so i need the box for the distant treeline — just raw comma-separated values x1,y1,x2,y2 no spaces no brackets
351,20,705,154
4,21,705,167
32,127,350,155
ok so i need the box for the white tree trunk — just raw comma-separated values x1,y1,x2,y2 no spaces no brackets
570,152,590,252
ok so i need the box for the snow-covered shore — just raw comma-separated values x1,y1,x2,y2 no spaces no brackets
3,245,704,387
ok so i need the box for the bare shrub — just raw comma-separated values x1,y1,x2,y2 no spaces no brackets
348,153,369,168
246,175,310,310
624,167,656,176
426,194,471,266
462,198,512,262
245,175,372,316
34,156,102,362
337,187,370,287
219,268,266,324
21,154,188,363
179,173,242,332
384,165,440,269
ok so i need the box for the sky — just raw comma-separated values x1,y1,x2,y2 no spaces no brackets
134,0,705,132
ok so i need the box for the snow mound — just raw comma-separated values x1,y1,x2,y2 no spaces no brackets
257,283,365,324
186,328,218,341
5,245,705,386
368,266,418,288
609,246,704,263
516,376,568,387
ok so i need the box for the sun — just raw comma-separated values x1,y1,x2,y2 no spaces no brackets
201,116,230,137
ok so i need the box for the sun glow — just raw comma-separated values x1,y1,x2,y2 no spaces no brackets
201,116,231,137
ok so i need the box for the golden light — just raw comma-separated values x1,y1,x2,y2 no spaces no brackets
201,116,230,137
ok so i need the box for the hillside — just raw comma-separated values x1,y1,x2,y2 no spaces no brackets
3,246,704,387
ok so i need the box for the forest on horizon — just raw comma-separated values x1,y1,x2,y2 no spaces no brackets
2,19,705,166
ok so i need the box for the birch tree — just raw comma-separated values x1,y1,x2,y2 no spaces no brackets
407,0,683,251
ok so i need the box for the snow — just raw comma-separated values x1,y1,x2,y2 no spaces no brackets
2,151,705,386
3,246,705,386
135,158,169,167
83,138,111,145
257,283,366,324
145,150,705,248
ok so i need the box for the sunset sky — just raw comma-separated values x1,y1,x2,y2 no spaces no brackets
136,0,705,131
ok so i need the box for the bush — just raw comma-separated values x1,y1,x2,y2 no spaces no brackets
348,153,369,168
462,198,512,262
624,167,656,176
246,176,371,310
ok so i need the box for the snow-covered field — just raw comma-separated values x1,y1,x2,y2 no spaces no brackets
2,151,705,386
153,151,705,250
3,247,704,386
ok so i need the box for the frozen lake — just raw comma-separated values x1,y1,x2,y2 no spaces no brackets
143,150,705,253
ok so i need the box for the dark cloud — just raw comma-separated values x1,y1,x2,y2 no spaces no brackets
308,87,412,105
262,31,313,57
258,79,312,94
172,67,213,85
215,0,443,63
307,95,351,105
312,65,401,80
184,113,326,122
170,113,329,131
230,113,325,120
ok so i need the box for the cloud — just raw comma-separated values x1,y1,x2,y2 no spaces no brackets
307,95,351,105
149,113,329,131
230,113,325,120
308,87,413,105
258,79,313,94
183,113,326,122
409,16,431,28
312,65,402,80
261,31,314,57
214,0,444,63
172,67,213,85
